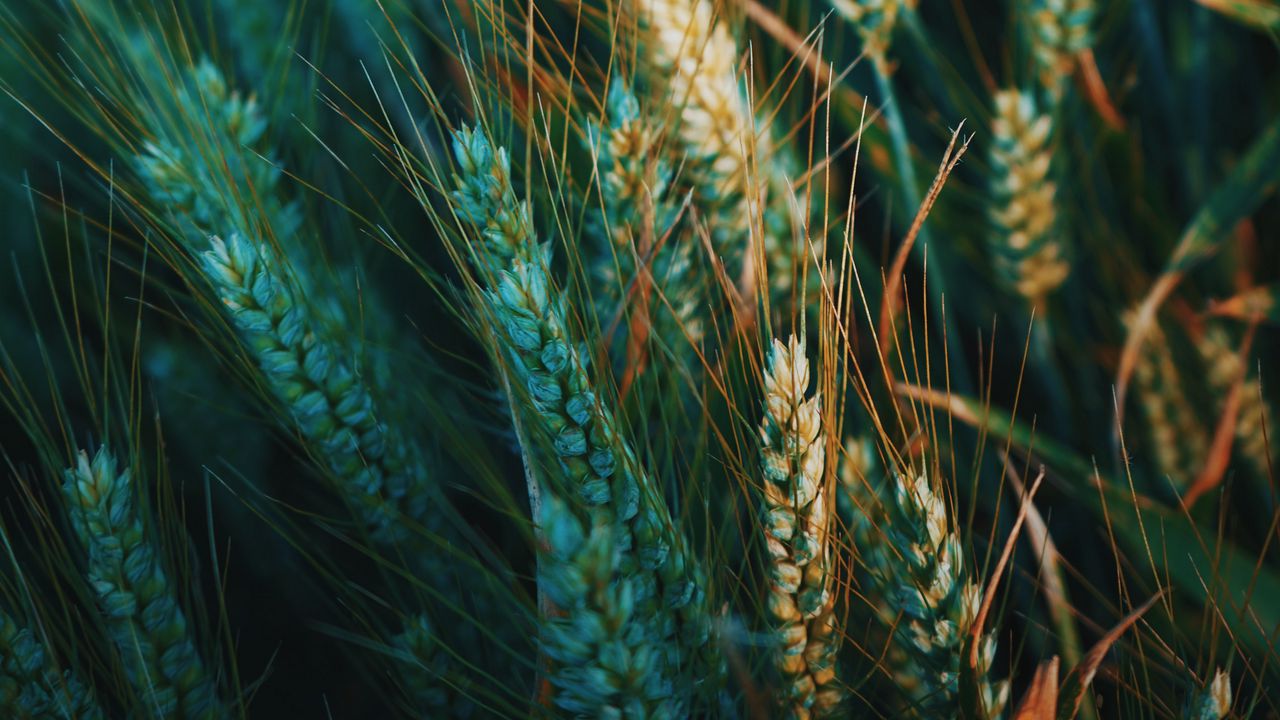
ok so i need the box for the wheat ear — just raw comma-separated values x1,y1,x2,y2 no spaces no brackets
863,466,1009,716
450,125,723,710
989,89,1070,306
636,0,765,268
62,448,222,719
1123,310,1210,490
1197,324,1275,478
1029,0,1097,100
758,336,844,718
587,82,703,356
0,610,103,720
200,233,442,546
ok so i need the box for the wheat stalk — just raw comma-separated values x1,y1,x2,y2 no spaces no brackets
62,448,222,719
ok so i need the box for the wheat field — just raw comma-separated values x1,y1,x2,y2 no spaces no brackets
0,0,1276,717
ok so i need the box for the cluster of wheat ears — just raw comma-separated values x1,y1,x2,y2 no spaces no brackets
0,0,1276,717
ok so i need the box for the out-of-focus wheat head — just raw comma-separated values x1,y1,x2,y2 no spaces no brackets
0,611,103,719
1124,310,1210,490
1029,0,1097,98
988,89,1070,307
827,0,914,65
1186,668,1233,720
637,0,765,266
1197,324,1276,477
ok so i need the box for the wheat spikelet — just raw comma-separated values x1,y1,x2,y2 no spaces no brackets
989,89,1070,306
0,611,103,720
1185,668,1232,720
862,466,1009,716
758,336,844,718
450,126,723,708
62,449,222,719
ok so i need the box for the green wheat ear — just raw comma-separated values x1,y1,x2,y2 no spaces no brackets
393,614,456,714
449,124,724,710
860,466,1009,717
585,82,702,360
988,89,1070,307
61,448,222,720
0,610,103,720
